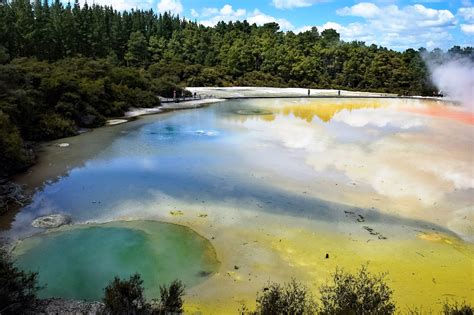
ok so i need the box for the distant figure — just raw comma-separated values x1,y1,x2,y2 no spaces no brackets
173,89,176,100
194,92,197,98
308,89,310,96
338,90,341,97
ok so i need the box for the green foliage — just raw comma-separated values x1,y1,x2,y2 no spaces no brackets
319,265,396,315
125,31,149,67
0,247,41,314
443,301,473,315
0,111,33,177
102,275,185,315
242,279,317,315
0,57,161,176
102,274,150,315
34,114,77,140
0,45,9,63
153,280,185,314
1,0,471,96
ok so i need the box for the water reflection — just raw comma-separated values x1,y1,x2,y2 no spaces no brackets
3,98,473,243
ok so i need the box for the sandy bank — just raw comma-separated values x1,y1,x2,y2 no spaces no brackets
186,86,397,98
125,98,224,118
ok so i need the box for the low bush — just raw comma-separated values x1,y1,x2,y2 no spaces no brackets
102,275,185,315
152,280,185,314
241,279,317,315
443,301,473,315
102,274,149,315
0,247,41,314
319,265,396,315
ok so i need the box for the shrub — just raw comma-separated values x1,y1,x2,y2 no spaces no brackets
102,274,150,315
0,247,41,314
152,280,185,314
242,279,317,315
0,111,33,177
443,301,473,315
103,275,185,315
319,265,396,315
34,114,77,140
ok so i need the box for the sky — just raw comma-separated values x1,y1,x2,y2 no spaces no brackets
91,0,473,50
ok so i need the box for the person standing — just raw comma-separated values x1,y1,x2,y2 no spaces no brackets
308,89,310,96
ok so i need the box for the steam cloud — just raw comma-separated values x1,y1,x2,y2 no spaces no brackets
428,58,474,111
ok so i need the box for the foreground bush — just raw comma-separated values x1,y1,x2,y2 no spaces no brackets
443,301,473,315
319,265,396,315
153,280,185,314
242,265,397,315
0,247,41,314
102,274,185,315
103,274,149,314
241,279,317,315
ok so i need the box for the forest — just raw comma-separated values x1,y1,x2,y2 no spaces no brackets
0,0,473,177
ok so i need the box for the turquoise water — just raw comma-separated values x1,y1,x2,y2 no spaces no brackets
13,221,219,301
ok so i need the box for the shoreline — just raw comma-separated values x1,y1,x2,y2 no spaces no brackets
0,97,224,218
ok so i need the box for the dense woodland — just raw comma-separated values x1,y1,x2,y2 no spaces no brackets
0,0,473,177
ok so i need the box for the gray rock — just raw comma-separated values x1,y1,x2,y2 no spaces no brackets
32,214,71,229
36,298,105,315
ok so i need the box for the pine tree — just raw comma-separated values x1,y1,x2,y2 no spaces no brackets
124,31,148,66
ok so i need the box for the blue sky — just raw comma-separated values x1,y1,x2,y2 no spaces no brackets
96,0,473,50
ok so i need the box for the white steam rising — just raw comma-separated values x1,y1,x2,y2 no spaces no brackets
429,58,474,110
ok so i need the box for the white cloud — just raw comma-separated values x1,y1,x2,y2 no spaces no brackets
293,25,312,33
329,3,457,49
190,9,199,18
272,0,313,9
338,3,455,28
201,7,219,17
247,9,294,30
235,102,473,207
458,7,474,21
197,5,293,31
337,2,380,18
461,23,474,33
271,0,329,9
220,4,234,15
332,108,423,130
157,0,183,15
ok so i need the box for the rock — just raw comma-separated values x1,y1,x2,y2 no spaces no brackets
36,298,104,314
32,214,71,229
0,181,28,211
197,270,213,277
106,119,128,126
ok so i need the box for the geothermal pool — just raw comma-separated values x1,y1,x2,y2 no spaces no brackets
2,97,473,312
13,221,219,300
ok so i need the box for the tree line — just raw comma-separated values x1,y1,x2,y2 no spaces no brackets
0,0,473,178
2,0,473,92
